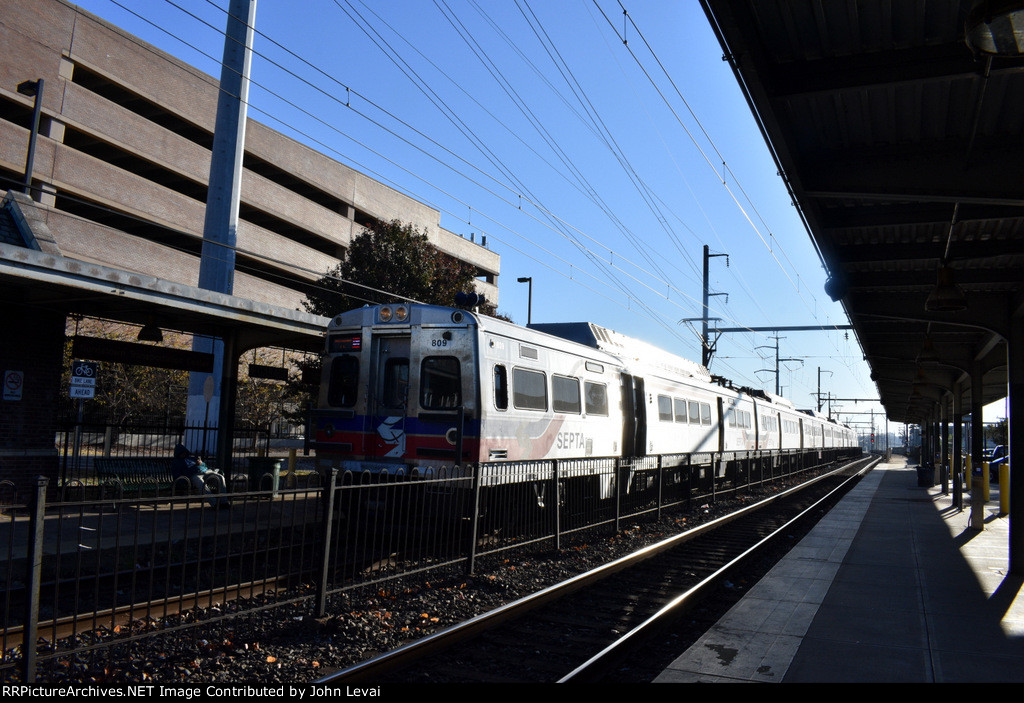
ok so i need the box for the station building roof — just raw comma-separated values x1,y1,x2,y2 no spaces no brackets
700,0,1024,423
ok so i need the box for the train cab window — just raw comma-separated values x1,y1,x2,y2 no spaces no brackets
381,358,409,410
552,375,581,414
513,368,547,411
657,395,673,422
584,381,608,416
420,356,461,409
700,402,712,425
493,365,508,410
327,355,359,407
674,398,688,423
689,401,700,424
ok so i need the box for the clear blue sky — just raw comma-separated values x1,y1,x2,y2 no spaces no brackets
73,0,916,439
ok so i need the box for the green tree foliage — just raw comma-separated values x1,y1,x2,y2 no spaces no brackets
302,218,482,317
288,219,508,422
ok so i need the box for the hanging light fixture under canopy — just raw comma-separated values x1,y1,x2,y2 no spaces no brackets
824,269,848,302
925,265,967,312
138,320,163,343
966,0,1024,55
917,336,940,366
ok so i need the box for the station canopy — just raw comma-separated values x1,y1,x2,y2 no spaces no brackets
1,191,328,356
700,0,1024,423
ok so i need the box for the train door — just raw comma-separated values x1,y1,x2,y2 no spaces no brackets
717,397,725,452
752,400,760,450
369,334,411,459
634,377,647,455
620,374,647,457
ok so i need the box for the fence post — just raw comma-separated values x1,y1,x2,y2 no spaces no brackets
553,460,560,552
713,454,720,501
22,476,47,683
656,455,664,519
467,463,483,575
315,468,338,618
614,458,622,533
686,455,692,508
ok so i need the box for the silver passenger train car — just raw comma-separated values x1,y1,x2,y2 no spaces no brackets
309,304,857,495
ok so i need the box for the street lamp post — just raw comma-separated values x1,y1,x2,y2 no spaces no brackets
517,276,533,325
17,79,44,197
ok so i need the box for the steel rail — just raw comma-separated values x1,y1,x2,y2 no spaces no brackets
558,454,879,682
4,576,283,645
316,455,875,684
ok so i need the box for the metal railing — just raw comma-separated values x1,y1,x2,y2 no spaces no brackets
55,420,277,491
0,446,859,681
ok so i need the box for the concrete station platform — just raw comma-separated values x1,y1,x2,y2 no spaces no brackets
655,456,1024,683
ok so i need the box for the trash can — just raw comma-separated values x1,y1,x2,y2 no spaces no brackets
917,462,934,487
249,457,283,496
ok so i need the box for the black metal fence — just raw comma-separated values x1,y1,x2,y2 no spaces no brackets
55,420,278,490
0,447,859,681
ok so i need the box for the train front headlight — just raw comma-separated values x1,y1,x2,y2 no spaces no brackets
379,306,393,323
394,305,409,322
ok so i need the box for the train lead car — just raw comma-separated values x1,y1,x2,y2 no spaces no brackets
309,303,857,499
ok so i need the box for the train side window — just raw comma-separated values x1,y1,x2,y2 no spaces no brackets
327,355,359,407
513,368,547,411
674,398,688,423
689,401,700,424
584,381,608,416
657,395,672,422
552,375,581,414
700,402,712,425
381,357,409,410
493,365,508,410
420,356,461,409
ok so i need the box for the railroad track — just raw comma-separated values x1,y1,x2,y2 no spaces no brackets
317,455,878,683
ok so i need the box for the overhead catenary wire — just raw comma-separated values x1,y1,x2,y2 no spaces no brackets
187,0,746,353
88,5,770,368
62,0,869,399
145,0,716,334
593,1,861,385
333,0,790,367
95,0,819,390
594,2,852,339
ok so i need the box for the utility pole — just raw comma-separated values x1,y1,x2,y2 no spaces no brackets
817,367,833,412
680,245,729,367
757,335,803,395
701,245,729,367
